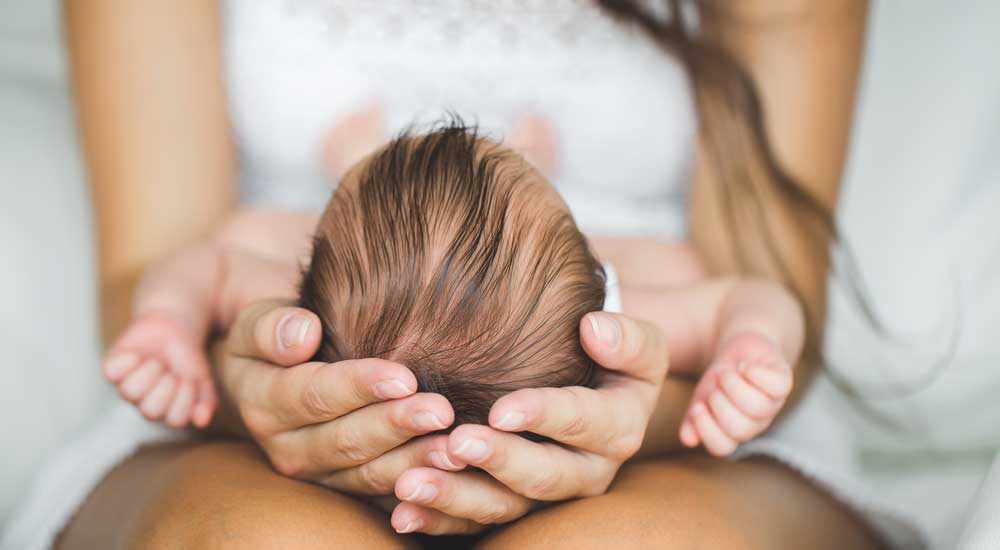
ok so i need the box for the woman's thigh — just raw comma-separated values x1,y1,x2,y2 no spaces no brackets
57,441,414,550
480,454,881,550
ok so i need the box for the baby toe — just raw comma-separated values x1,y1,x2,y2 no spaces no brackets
708,391,757,442
679,418,700,448
164,381,195,428
103,351,140,382
139,374,178,419
744,364,793,400
720,370,775,420
190,379,218,428
690,402,737,457
119,359,164,401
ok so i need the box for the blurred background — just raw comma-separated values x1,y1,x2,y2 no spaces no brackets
1,0,998,545
0,0,106,524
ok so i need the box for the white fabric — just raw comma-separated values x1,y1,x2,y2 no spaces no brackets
224,0,697,237
0,0,111,533
739,2,1000,548
957,455,1000,550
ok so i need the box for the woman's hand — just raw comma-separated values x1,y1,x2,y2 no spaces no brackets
215,300,465,494
387,312,669,535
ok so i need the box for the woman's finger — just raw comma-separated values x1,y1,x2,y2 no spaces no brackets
394,467,533,526
579,312,669,386
391,502,484,536
237,358,419,434
489,385,644,459
317,435,462,495
226,299,322,366
269,392,453,476
447,424,608,501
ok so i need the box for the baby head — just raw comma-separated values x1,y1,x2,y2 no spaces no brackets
299,123,605,426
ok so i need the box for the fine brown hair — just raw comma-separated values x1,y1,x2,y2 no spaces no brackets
299,122,605,425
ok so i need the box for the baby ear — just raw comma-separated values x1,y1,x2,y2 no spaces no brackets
508,113,558,177
321,100,386,181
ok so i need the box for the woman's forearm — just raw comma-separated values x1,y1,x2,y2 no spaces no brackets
64,0,237,345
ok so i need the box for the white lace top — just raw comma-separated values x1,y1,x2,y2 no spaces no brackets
222,0,696,237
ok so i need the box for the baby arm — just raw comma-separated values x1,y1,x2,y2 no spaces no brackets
622,278,804,456
102,243,223,427
103,207,311,428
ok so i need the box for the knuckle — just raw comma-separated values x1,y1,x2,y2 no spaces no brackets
302,369,334,419
355,461,390,494
241,406,274,436
332,429,369,464
556,412,587,441
523,471,562,500
477,500,514,525
579,473,614,498
269,448,304,478
608,432,643,460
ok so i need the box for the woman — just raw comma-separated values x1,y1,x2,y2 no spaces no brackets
31,1,878,548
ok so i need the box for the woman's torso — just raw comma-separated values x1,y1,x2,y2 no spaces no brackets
222,0,697,238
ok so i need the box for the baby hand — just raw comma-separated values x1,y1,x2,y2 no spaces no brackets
679,331,793,456
102,311,216,428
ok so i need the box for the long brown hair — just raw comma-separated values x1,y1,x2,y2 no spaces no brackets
596,0,843,368
597,1,961,407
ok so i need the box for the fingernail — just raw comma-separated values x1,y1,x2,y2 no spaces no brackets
279,314,311,350
428,450,462,471
453,438,489,462
588,313,620,348
396,518,423,534
404,482,438,503
374,379,413,399
413,411,447,431
104,352,138,379
494,411,525,431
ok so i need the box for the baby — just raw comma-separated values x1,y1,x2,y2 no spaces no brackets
104,122,803,455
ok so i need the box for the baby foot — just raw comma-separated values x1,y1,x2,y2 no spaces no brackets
321,101,386,181
103,311,216,428
509,113,558,176
679,331,793,456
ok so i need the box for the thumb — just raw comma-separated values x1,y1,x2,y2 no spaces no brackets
580,312,669,385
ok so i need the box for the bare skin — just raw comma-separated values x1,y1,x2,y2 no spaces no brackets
58,442,415,550
57,0,875,548
59,443,878,550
